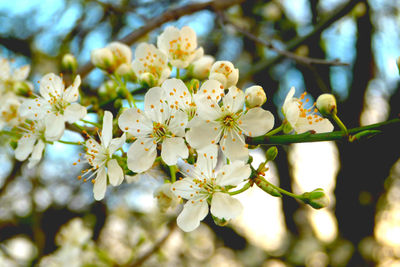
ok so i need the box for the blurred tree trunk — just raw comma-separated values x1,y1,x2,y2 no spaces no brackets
333,1,398,265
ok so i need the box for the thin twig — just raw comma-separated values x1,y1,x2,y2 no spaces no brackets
245,0,362,78
218,11,349,67
77,0,245,79
125,220,177,267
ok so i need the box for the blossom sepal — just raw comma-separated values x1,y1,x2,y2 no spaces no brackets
301,188,329,209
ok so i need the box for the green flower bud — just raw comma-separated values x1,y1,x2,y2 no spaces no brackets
212,214,229,227
266,146,278,161
283,122,293,134
13,81,32,96
139,73,157,88
302,188,329,209
61,53,78,73
316,94,337,117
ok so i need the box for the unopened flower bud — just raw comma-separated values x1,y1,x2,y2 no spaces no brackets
107,42,132,66
245,85,267,108
316,94,337,117
91,48,116,71
190,55,215,80
266,146,278,161
61,53,78,73
212,214,229,227
139,72,157,88
13,81,32,96
283,122,293,134
115,63,136,82
302,188,329,209
154,183,180,212
209,61,239,89
99,80,118,99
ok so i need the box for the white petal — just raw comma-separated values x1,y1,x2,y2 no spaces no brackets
28,139,45,168
15,135,37,161
284,101,300,129
118,108,152,137
161,137,188,165
39,73,64,100
196,144,218,177
144,86,167,122
223,86,245,113
193,94,221,121
12,65,30,81
62,75,81,103
295,117,334,134
101,111,113,148
185,120,221,149
0,58,10,80
216,160,251,186
177,200,209,232
196,79,224,102
157,26,180,54
18,99,48,120
283,86,296,110
107,159,124,186
93,167,107,200
168,110,188,137
162,78,191,110
171,178,199,199
107,42,132,64
64,103,87,123
240,108,274,137
210,192,243,220
45,114,65,141
127,138,157,173
220,129,248,162
108,133,126,154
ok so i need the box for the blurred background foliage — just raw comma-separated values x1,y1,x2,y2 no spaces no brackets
0,0,400,266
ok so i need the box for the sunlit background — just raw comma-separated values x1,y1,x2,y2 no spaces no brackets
0,0,399,266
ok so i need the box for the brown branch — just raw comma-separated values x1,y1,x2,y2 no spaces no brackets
218,11,349,67
0,160,22,197
125,220,177,267
77,0,245,79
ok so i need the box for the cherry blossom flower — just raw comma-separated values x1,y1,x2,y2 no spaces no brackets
91,42,132,73
209,61,239,89
0,58,31,93
0,92,24,130
78,111,126,201
154,183,180,212
157,26,203,68
186,86,274,162
161,78,224,121
19,73,87,141
282,87,334,133
132,43,171,86
14,119,47,168
118,86,188,173
244,85,267,108
171,145,251,232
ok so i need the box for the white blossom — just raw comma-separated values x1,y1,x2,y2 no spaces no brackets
154,183,180,212
14,119,47,168
171,145,251,232
118,86,188,173
161,78,224,121
132,43,171,86
0,92,24,130
316,93,337,116
157,26,204,68
0,57,31,93
209,61,239,89
79,111,126,200
91,42,132,72
186,86,274,162
55,218,92,247
19,73,87,141
282,87,334,133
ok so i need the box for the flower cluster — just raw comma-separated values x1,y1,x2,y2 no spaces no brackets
2,25,336,232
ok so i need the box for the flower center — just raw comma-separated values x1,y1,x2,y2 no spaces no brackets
151,122,171,142
297,92,325,125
